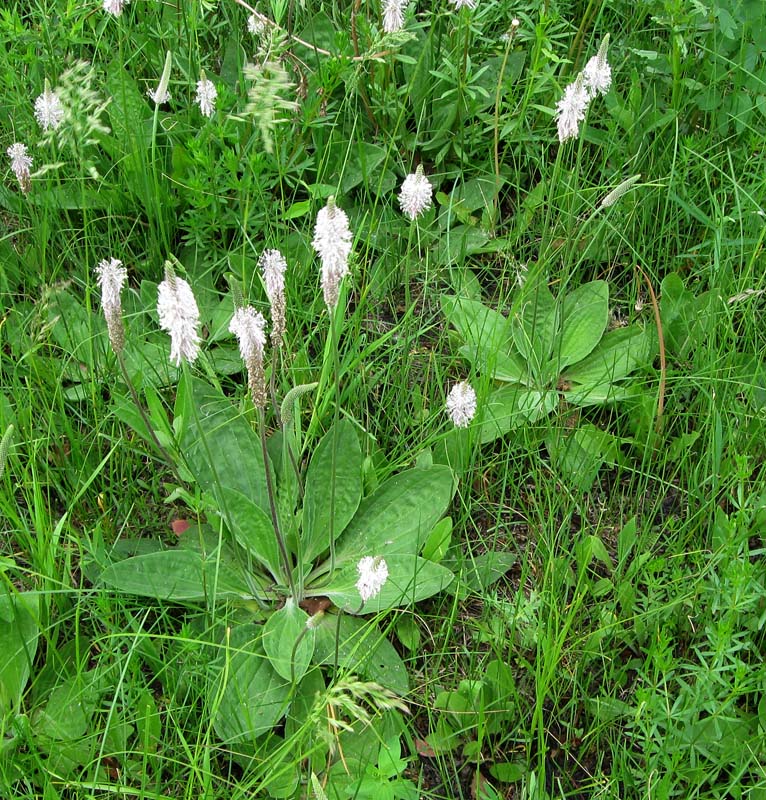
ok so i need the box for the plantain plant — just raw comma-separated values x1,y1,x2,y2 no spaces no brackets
442,273,655,445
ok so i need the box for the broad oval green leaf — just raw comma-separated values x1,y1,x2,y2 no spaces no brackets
479,386,558,444
441,295,513,354
262,599,315,682
0,592,39,713
219,486,283,581
99,549,249,601
312,614,409,695
562,326,653,386
177,376,270,515
557,280,609,369
211,625,291,742
334,466,455,560
302,420,362,565
459,343,530,384
511,279,557,375
317,554,454,614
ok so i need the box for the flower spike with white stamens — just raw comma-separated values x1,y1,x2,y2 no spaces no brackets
356,556,389,604
95,258,128,354
583,35,612,97
259,249,288,349
555,72,590,143
398,164,433,220
34,80,64,132
382,0,409,32
446,381,477,428
196,71,217,118
7,143,33,194
230,305,267,409
157,264,201,366
103,0,129,16
312,196,352,310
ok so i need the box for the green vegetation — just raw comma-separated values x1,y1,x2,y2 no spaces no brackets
1,0,765,798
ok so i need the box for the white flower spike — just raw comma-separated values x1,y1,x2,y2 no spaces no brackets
157,266,201,366
103,0,129,16
312,196,352,310
555,72,590,143
450,0,477,9
95,258,128,354
229,305,267,409
399,164,433,220
382,0,409,33
259,249,288,348
583,35,612,97
7,143,33,194
34,82,65,132
446,381,477,428
247,13,267,35
196,72,217,118
356,556,389,604
148,51,173,106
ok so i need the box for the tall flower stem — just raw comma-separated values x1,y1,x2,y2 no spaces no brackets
259,406,297,600
326,310,342,582
116,351,181,482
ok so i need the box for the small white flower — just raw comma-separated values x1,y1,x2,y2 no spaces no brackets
511,18,520,27
229,305,266,364
96,258,128,310
446,381,477,428
450,0,477,9
356,556,389,604
229,305,267,409
147,85,171,105
398,165,433,220
382,0,409,32
312,197,353,310
196,75,217,118
103,0,129,16
7,143,33,194
583,36,611,97
95,258,128,353
259,249,287,348
157,270,201,366
247,13,267,35
34,86,65,132
556,72,590,143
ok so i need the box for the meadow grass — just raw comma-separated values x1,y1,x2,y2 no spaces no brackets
1,0,765,798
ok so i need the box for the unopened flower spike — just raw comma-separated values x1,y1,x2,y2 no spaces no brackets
356,556,389,604
583,34,612,98
7,143,33,194
259,249,287,349
34,79,65,132
556,72,589,143
446,381,477,428
157,262,201,366
229,304,267,410
196,70,217,118
600,173,641,209
382,0,409,33
148,51,173,105
312,196,352,310
399,164,433,220
95,258,128,354
103,0,130,16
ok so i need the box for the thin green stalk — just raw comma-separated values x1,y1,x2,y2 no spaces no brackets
116,351,181,482
259,406,297,600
